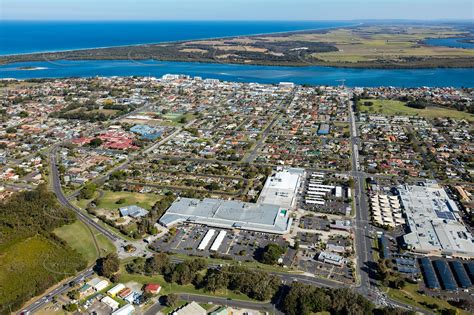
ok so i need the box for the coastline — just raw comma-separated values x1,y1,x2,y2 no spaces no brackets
0,22,359,57
1,22,473,70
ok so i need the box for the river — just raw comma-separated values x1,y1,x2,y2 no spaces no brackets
1,60,473,87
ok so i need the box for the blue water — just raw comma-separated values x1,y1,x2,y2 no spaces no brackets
1,60,473,87
424,37,474,49
0,21,352,56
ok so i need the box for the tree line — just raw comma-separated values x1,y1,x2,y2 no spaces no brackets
120,252,413,315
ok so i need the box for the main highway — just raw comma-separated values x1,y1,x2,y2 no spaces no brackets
348,98,374,295
19,97,429,314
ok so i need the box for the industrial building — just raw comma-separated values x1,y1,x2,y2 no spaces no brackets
172,301,207,315
87,277,109,292
398,182,474,258
112,304,135,315
107,283,126,297
102,296,120,311
159,168,302,234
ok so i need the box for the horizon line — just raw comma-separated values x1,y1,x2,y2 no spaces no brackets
1,18,473,22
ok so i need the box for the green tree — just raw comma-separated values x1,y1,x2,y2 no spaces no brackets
165,293,179,307
67,290,80,300
96,253,120,279
260,243,286,265
88,137,103,147
144,252,170,275
63,303,78,312
79,183,97,200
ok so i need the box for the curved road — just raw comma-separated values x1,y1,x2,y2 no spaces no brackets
20,116,429,315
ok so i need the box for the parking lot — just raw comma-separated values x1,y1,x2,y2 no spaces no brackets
152,223,294,264
83,294,112,315
296,253,355,284
299,215,330,231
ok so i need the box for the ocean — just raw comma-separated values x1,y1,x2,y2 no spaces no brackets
0,21,472,87
0,20,352,55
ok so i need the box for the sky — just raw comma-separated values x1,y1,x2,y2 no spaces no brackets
1,0,473,21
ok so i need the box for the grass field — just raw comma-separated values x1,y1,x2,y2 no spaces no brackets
119,267,256,302
54,220,116,264
386,282,470,315
170,253,300,274
160,112,197,126
0,236,85,309
358,99,474,121
96,190,163,210
73,191,99,209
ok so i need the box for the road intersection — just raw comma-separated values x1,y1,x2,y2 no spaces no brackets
19,97,429,314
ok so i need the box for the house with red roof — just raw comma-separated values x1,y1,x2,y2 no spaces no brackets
143,283,161,295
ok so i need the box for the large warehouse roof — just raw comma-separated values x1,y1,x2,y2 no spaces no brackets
399,182,474,258
159,168,302,234
159,197,292,234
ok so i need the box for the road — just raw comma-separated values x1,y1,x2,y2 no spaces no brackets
19,95,429,314
144,293,284,315
347,99,429,314
18,268,94,315
243,91,295,163
347,97,374,296
50,145,120,243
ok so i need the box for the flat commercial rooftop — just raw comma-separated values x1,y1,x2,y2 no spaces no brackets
159,197,292,234
399,182,474,258
257,167,304,208
159,168,302,234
